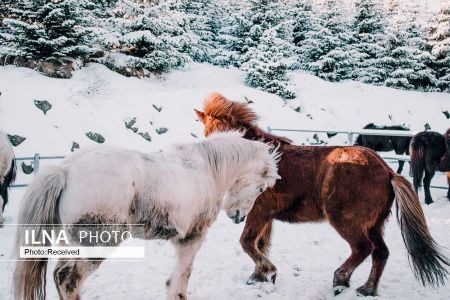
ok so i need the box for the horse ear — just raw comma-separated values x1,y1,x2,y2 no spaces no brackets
194,109,206,123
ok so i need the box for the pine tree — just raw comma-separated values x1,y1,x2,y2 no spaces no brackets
350,0,387,84
291,0,315,49
383,3,438,91
298,0,359,81
429,3,450,92
214,0,291,67
101,0,191,73
176,0,222,62
212,1,251,67
242,28,296,99
1,0,97,60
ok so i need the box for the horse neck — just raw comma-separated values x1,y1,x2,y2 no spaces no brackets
202,139,253,194
240,122,291,145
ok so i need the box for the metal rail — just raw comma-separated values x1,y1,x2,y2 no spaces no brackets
10,154,65,188
8,128,448,190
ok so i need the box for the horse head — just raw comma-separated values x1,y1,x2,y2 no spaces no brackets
194,92,257,137
222,142,280,224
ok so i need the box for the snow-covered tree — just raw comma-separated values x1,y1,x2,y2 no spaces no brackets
212,1,251,66
0,0,98,60
298,0,359,81
242,28,296,99
100,0,192,74
383,4,438,91
176,0,222,62
214,0,291,67
429,3,450,92
291,0,315,48
350,0,387,84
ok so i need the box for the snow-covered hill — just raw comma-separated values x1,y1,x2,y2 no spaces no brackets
0,63,449,299
0,63,448,157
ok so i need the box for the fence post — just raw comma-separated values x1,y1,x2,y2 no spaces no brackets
33,153,40,174
267,126,271,133
347,132,353,145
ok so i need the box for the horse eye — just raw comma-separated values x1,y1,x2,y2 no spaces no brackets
259,187,264,193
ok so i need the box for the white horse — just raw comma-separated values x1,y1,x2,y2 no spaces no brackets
0,131,16,224
14,132,280,300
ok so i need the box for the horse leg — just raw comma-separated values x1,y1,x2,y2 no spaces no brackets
447,172,450,200
240,215,277,284
257,221,273,254
53,259,103,300
331,225,373,295
356,225,389,296
0,187,6,224
166,235,205,300
396,160,405,174
423,170,435,204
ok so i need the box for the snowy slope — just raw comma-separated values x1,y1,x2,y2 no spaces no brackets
0,63,449,299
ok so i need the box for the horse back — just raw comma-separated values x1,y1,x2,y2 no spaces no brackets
265,144,393,223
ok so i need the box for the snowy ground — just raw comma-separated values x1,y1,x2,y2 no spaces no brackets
0,63,449,299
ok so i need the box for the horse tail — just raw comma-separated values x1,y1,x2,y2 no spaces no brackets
410,137,425,191
391,174,449,287
14,166,66,300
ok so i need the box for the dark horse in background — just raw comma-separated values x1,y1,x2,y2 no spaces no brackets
410,129,450,204
195,93,449,296
354,123,411,174
0,131,16,224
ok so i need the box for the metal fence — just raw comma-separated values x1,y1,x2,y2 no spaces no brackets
9,128,448,190
11,154,65,188
267,127,447,190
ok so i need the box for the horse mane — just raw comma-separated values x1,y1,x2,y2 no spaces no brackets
203,92,258,125
203,92,292,144
178,131,278,180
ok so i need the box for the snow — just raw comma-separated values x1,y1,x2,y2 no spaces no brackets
0,63,449,299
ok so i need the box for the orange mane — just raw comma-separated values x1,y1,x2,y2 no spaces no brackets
203,92,258,125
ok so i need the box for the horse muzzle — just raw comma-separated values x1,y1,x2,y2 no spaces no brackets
228,210,246,224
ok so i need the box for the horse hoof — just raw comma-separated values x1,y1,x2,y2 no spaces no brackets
333,285,346,296
355,286,375,297
425,200,434,205
268,271,277,284
246,272,276,285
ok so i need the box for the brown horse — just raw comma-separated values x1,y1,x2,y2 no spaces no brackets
410,129,450,204
194,92,449,296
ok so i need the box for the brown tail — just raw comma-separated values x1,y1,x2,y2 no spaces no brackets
410,141,424,192
391,174,449,287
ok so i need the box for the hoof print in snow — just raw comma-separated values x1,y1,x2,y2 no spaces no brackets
34,100,52,115
244,97,254,104
327,132,338,138
71,142,80,152
86,132,105,144
191,133,198,138
125,117,139,133
424,123,431,131
156,127,168,135
138,132,151,142
152,104,162,112
306,113,313,120
443,111,450,119
21,162,34,174
293,106,301,113
388,114,392,120
7,134,26,146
